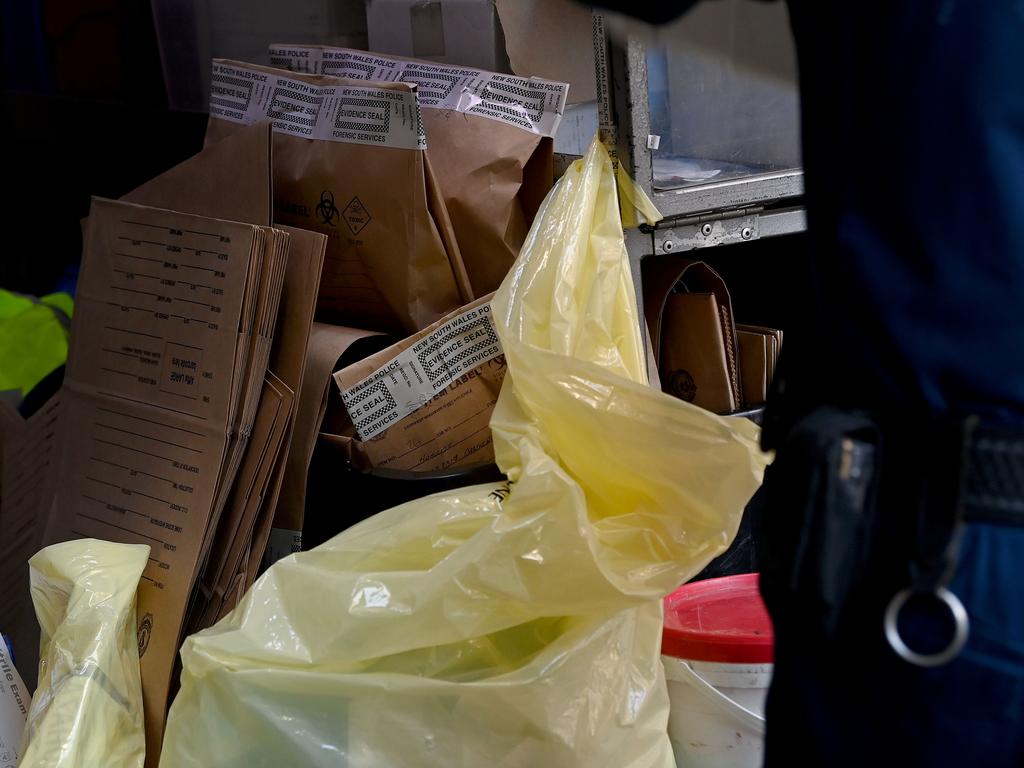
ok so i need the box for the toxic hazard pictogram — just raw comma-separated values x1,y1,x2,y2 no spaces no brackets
342,196,372,235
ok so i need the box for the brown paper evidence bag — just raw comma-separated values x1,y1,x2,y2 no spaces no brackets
206,58,474,334
264,294,507,566
643,256,782,414
331,294,506,473
26,46,565,763
268,44,570,299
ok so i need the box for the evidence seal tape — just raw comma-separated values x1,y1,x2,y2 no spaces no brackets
269,46,569,138
210,61,427,150
340,304,502,439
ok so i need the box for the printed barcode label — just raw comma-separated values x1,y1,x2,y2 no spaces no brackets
268,46,570,138
340,304,502,439
210,61,427,150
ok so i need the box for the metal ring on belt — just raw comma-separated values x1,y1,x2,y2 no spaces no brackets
884,587,969,668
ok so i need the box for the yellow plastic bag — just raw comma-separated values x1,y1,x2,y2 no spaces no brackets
160,139,767,768
21,539,149,768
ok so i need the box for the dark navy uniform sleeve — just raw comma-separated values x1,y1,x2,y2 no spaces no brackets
593,0,1024,429
787,0,1024,428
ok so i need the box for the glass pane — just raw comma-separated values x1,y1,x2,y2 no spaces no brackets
647,0,801,191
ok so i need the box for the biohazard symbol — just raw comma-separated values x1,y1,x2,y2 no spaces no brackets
316,190,340,226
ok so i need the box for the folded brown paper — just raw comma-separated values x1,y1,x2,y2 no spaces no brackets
43,198,288,761
736,324,782,407
269,45,570,297
190,225,330,628
262,322,390,569
123,121,273,226
333,294,505,472
49,121,329,763
205,59,473,333
738,324,782,387
737,329,768,407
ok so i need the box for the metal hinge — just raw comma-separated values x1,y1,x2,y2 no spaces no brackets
649,206,765,254
641,205,765,234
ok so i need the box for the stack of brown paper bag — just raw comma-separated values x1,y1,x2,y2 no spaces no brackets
267,45,570,298
11,45,569,765
39,123,327,763
213,52,566,566
736,324,782,408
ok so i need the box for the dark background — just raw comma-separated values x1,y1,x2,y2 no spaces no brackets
1,1,207,294
0,0,804,339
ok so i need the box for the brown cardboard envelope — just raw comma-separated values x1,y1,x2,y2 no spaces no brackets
268,45,570,297
643,256,743,414
333,294,506,472
737,329,769,407
660,292,738,413
43,198,282,761
205,59,472,334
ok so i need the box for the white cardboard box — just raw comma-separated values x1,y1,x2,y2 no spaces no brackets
366,0,511,72
554,100,598,156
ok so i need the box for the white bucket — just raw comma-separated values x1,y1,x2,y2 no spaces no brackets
662,656,772,768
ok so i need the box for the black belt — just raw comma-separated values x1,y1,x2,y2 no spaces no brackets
888,417,1024,667
963,424,1024,524
758,402,1024,667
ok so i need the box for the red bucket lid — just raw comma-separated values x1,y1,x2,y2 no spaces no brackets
662,573,774,664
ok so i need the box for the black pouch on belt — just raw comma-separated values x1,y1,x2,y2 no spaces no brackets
757,407,882,637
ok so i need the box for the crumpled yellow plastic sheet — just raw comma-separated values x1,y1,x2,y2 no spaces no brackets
159,138,768,768
21,539,149,768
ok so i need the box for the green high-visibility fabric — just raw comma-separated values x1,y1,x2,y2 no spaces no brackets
0,289,73,397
